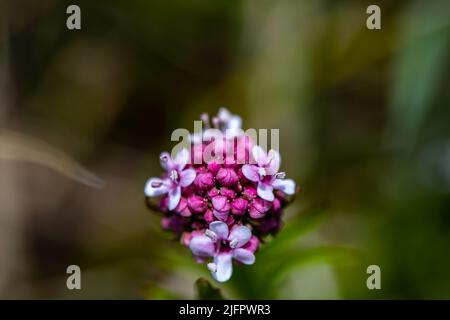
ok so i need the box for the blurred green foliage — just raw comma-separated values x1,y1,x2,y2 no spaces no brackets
195,278,224,300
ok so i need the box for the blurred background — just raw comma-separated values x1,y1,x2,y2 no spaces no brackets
0,0,449,299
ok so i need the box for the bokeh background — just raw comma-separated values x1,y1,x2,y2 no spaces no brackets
1,0,449,299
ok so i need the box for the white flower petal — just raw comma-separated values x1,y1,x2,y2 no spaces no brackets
174,148,190,171
224,127,243,140
266,149,281,175
233,248,255,265
272,179,296,195
160,152,175,171
144,178,169,197
257,182,274,202
179,168,196,187
242,164,260,182
226,115,242,130
189,235,215,257
168,186,181,210
209,221,229,240
228,225,252,248
217,107,231,122
211,253,233,282
252,145,267,167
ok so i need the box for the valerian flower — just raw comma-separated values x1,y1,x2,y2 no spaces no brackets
144,148,196,210
189,221,255,282
144,108,298,282
242,146,296,201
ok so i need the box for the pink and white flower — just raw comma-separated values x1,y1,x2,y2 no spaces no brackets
144,148,196,210
242,146,296,201
189,221,255,282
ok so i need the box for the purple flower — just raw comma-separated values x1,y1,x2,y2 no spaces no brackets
189,221,255,282
145,148,196,210
242,146,295,201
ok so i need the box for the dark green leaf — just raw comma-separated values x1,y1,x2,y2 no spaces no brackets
195,278,225,300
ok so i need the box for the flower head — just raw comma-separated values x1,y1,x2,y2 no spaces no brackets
144,108,298,282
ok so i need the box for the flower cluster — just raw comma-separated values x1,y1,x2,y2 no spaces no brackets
145,108,297,282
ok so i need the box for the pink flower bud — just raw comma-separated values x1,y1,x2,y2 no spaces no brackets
274,190,288,203
182,184,196,197
180,232,192,246
220,187,236,199
161,215,184,234
249,198,272,219
231,197,248,215
188,195,207,213
175,198,192,217
212,195,231,221
242,186,257,200
212,195,231,212
160,217,171,230
207,161,221,175
258,214,282,235
213,210,228,221
226,214,235,227
195,171,215,190
216,167,239,186
207,187,220,198
204,209,215,223
272,198,282,212
223,155,236,167
191,221,204,229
